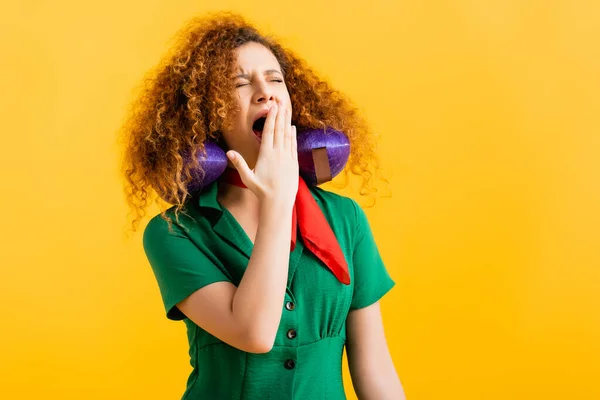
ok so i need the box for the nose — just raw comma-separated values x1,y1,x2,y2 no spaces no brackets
252,80,275,105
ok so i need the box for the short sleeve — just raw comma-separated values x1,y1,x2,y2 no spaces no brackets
143,215,230,320
349,200,395,310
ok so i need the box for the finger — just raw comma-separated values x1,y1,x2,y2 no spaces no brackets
261,103,277,149
226,151,254,187
291,125,297,160
273,101,287,149
283,106,292,150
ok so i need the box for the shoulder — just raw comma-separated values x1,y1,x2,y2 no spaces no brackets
308,185,363,232
309,184,357,208
143,209,177,253
143,202,199,246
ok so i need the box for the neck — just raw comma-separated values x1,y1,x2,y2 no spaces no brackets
217,181,261,210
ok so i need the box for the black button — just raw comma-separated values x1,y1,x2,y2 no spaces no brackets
284,359,296,370
285,301,295,311
287,329,297,339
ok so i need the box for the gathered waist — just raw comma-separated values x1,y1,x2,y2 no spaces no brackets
183,336,347,400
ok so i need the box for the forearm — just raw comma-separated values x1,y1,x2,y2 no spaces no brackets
347,305,407,399
232,198,293,348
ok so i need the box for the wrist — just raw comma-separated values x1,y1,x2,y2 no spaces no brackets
259,196,294,215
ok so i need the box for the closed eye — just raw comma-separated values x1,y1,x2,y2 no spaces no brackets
236,79,282,87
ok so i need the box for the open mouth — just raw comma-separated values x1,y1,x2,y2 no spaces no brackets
252,116,267,138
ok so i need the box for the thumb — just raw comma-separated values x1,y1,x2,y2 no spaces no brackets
227,151,254,187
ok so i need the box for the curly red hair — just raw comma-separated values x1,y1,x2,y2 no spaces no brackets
119,12,388,233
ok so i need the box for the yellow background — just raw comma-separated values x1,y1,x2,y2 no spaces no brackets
2,1,599,399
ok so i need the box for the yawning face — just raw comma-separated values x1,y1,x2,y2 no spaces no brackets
219,41,292,169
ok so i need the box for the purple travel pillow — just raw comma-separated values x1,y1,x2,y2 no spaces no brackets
163,127,350,202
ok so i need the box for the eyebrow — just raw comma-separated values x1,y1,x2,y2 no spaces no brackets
235,69,283,79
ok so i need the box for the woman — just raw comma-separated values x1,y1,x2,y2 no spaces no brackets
121,11,406,400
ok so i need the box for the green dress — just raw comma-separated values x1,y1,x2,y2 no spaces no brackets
143,180,395,399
